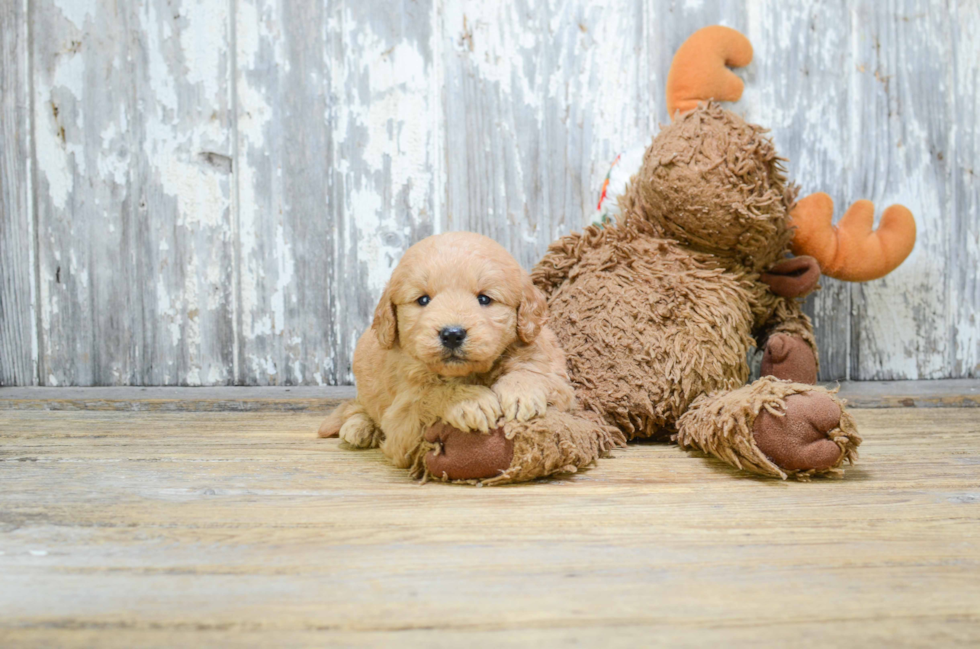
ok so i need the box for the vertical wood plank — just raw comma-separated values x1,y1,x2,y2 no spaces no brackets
32,0,235,385
235,0,336,385
236,0,441,385
330,0,442,384
950,2,979,378
135,0,237,385
0,0,36,385
847,0,952,379
441,0,651,270
32,0,135,385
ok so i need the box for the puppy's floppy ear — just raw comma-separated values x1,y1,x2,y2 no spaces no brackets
517,273,547,344
372,283,397,349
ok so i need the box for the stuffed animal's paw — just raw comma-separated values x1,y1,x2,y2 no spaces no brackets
424,423,514,481
493,383,548,423
762,334,818,384
752,391,844,472
442,389,503,433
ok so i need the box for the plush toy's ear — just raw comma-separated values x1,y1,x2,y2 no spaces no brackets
790,193,917,281
372,284,397,349
517,274,547,344
666,25,754,118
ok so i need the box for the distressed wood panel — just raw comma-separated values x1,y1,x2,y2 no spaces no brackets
236,0,440,385
32,0,235,386
845,1,953,380
442,0,653,269
1,408,979,645
1,0,977,385
234,0,337,386
950,1,980,378
0,0,35,386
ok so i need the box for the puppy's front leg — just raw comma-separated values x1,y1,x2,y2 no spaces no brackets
492,371,553,423
379,391,428,469
437,385,503,433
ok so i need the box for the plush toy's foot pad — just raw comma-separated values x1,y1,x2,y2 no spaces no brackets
676,377,861,480
753,391,844,472
423,423,514,481
416,409,626,486
762,333,818,384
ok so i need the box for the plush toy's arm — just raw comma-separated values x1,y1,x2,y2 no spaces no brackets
755,298,819,384
758,299,817,354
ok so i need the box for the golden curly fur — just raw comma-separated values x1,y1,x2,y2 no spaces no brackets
318,232,575,470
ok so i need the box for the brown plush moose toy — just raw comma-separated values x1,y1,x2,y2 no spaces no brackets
528,25,918,480
327,26,916,484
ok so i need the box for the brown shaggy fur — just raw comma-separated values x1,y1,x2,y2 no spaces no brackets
532,103,859,479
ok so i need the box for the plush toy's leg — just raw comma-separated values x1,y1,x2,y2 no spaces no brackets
416,409,625,485
759,299,819,384
675,377,861,480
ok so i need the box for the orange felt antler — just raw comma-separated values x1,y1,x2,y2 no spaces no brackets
790,193,917,282
666,26,753,118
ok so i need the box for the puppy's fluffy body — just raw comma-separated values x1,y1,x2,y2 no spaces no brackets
319,232,574,469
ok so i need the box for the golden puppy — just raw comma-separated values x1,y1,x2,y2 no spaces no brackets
318,232,574,471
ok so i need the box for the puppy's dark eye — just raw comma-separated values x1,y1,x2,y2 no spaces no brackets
477,294,492,306
417,295,431,307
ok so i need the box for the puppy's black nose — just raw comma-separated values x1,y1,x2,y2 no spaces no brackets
439,326,467,350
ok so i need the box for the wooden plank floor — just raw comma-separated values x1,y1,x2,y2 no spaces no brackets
1,401,979,646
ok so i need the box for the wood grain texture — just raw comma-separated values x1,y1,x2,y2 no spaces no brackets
0,407,978,646
2,0,977,385
0,0,35,386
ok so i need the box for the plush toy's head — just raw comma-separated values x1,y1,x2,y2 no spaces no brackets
629,102,797,272
648,25,917,283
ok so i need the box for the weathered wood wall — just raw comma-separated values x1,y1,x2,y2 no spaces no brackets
1,0,977,386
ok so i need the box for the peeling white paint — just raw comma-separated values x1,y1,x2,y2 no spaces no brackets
34,48,87,211
52,0,95,30
270,224,294,335
338,15,437,295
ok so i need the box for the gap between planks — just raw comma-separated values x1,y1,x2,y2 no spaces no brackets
0,380,978,412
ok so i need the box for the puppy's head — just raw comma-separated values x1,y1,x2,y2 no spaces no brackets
372,232,546,377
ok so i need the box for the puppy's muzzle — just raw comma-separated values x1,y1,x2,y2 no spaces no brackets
439,325,467,350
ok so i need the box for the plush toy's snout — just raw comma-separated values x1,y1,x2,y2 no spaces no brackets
761,256,821,298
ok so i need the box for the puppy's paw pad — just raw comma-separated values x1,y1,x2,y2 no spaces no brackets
339,417,381,448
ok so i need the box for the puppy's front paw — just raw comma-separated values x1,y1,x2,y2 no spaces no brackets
442,390,502,433
339,415,381,448
494,384,548,422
